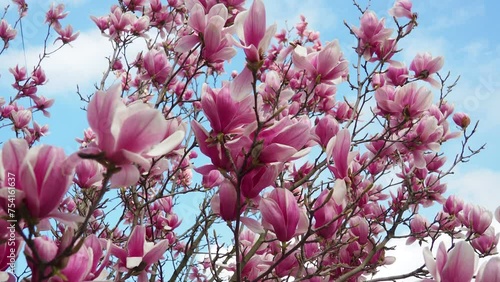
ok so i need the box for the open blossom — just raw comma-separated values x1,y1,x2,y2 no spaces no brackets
0,20,17,46
389,0,413,19
256,117,310,164
0,139,74,221
313,180,346,238
231,0,277,64
459,204,492,234
422,241,477,282
86,84,185,187
471,226,499,255
11,109,32,129
385,63,409,86
375,83,433,120
260,188,307,242
351,11,393,60
476,257,500,282
410,53,444,88
55,25,80,44
111,225,169,280
292,40,349,84
142,49,171,84
176,3,236,63
45,3,68,28
200,83,254,134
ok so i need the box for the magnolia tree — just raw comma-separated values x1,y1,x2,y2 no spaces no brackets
0,0,499,281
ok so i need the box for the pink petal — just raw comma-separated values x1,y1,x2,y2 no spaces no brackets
331,129,351,179
230,67,253,102
110,164,140,187
243,0,265,47
128,225,146,257
142,239,169,266
422,247,437,279
476,257,500,282
441,241,476,282
241,217,264,234
207,4,228,22
174,35,199,53
1,139,28,178
116,103,167,154
146,130,185,157
187,3,206,33
87,84,124,153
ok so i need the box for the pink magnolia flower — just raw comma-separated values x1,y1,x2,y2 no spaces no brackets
73,159,105,189
389,0,414,19
326,129,352,180
142,49,171,84
55,25,80,44
313,180,346,239
91,15,110,32
476,257,500,282
58,243,94,282
372,38,397,62
8,65,27,82
210,180,245,221
260,188,307,242
31,67,47,85
231,0,277,64
11,109,32,129
443,195,464,216
256,117,311,164
371,73,385,89
312,115,340,148
292,40,349,84
452,112,470,129
375,83,433,120
240,164,279,199
349,216,369,245
385,63,409,86
422,241,477,282
471,226,499,255
111,225,169,280
25,236,58,280
200,83,254,134
410,53,444,88
32,96,54,117
460,204,492,234
0,139,75,221
45,3,68,28
123,0,147,11
0,20,17,46
407,214,429,245
351,11,393,60
86,84,184,187
176,3,236,64
109,6,135,36
25,235,93,282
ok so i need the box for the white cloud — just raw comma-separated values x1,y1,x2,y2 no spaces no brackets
447,168,500,213
0,28,151,97
0,29,113,97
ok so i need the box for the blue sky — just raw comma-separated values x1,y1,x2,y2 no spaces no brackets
1,0,499,278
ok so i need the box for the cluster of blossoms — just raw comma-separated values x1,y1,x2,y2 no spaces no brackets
0,0,498,281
